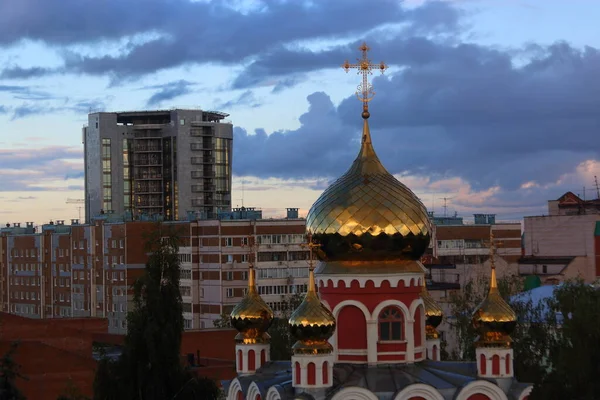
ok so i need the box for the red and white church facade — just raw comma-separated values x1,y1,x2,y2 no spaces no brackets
224,43,533,400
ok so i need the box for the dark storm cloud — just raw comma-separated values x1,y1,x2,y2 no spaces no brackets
145,80,195,107
233,40,600,195
0,66,56,80
0,0,450,81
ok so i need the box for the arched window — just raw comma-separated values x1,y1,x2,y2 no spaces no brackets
378,306,404,341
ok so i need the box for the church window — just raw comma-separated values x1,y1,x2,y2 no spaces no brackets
378,307,404,341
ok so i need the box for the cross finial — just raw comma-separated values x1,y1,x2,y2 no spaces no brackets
302,231,321,271
342,42,388,119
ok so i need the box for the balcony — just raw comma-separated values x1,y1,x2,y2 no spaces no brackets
190,127,213,136
191,185,216,193
134,173,162,180
134,144,162,152
190,156,215,165
190,143,213,151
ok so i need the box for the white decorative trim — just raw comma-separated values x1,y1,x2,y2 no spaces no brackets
409,298,424,320
330,386,379,400
246,382,261,400
476,347,514,378
338,349,368,355
377,351,406,356
292,353,334,389
455,380,509,400
517,385,533,400
317,273,424,289
226,378,242,400
266,386,282,400
394,383,444,400
332,299,371,321
426,339,441,361
372,299,412,323
235,343,270,375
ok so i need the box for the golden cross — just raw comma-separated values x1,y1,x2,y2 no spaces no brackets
342,42,388,118
302,232,321,271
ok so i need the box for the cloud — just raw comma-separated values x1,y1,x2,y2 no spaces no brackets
144,80,195,107
0,146,83,192
217,90,261,110
0,85,54,100
0,0,455,82
232,38,600,215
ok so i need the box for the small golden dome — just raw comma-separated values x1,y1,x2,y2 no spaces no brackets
306,119,431,263
472,251,517,347
420,278,443,340
230,266,274,344
289,269,336,355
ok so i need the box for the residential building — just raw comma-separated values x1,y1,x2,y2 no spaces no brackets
83,109,233,223
0,208,308,334
520,192,600,284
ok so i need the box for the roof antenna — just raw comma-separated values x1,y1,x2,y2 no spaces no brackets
595,176,600,200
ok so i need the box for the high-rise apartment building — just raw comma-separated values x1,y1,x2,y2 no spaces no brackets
83,109,233,222
0,209,309,334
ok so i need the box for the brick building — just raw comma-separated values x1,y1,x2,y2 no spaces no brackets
0,210,309,333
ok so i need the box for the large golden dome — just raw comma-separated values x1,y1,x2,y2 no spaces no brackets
289,269,336,354
230,266,274,344
306,119,431,262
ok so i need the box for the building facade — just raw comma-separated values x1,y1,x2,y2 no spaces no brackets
0,212,309,334
520,192,600,284
83,109,233,222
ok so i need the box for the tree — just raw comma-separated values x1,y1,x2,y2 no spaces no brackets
445,273,523,361
529,281,600,400
0,342,26,400
94,223,220,400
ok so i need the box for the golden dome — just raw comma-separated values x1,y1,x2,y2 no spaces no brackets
230,266,274,344
472,254,517,347
289,269,336,355
420,278,443,340
306,118,431,263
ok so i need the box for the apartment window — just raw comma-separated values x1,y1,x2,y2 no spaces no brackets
241,254,249,263
199,288,204,298
182,303,192,313
184,319,192,329
241,237,249,246
226,254,233,264
181,286,191,297
120,272,125,281
224,238,233,247
241,271,248,281
225,271,234,281
119,239,124,248
181,269,192,280
226,288,234,298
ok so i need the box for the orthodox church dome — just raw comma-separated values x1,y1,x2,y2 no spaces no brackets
288,269,336,354
230,266,274,344
472,239,517,347
306,118,431,263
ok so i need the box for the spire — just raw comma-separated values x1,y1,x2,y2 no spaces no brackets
472,231,517,347
288,233,336,355
230,236,274,344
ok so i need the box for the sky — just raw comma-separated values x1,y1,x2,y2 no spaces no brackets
0,0,599,225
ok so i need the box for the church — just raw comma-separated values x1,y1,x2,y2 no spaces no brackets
223,43,533,400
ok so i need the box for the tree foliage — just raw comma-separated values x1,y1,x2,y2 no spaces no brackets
529,281,600,400
0,342,26,400
445,273,523,361
447,276,600,399
94,223,220,400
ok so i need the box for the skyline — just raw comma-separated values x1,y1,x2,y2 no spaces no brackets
1,0,599,225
